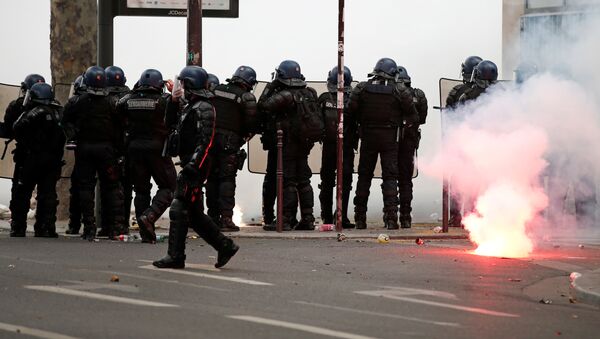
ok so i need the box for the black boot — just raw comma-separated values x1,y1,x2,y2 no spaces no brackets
9,221,26,237
34,224,58,238
65,222,81,235
384,211,399,230
153,209,187,269
294,214,315,231
138,211,157,244
355,213,367,229
341,217,356,229
215,237,240,268
220,216,240,232
400,217,412,229
81,224,97,241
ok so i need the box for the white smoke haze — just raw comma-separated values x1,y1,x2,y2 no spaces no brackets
423,10,600,257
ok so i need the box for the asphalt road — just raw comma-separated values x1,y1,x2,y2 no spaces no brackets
0,230,599,339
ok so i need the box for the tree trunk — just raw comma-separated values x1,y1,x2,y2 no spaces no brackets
50,0,97,220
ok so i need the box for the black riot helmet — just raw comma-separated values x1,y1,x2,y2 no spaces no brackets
326,66,352,92
21,74,45,91
396,66,411,86
514,61,538,84
105,66,127,87
229,65,258,88
178,65,209,96
23,82,55,107
369,58,398,79
207,73,220,91
72,75,86,96
471,60,498,88
83,66,107,95
273,60,306,87
461,56,483,83
138,69,164,91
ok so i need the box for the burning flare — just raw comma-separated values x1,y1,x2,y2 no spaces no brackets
464,183,547,258
232,205,244,226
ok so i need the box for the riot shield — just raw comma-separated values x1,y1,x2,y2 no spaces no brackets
0,83,21,179
0,83,75,180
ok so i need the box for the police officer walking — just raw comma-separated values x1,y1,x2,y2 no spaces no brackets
206,66,258,232
62,66,126,241
349,58,419,230
153,65,239,269
116,69,176,244
396,66,428,229
258,60,320,231
318,66,357,228
7,83,65,237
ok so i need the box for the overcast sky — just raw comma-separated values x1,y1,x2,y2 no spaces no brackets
0,0,503,221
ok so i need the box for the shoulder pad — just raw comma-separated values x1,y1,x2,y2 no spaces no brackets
240,91,256,102
414,88,426,98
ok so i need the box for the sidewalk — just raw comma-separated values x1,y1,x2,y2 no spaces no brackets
0,219,467,240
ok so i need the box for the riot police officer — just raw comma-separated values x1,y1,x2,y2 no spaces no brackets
96,65,132,237
153,65,239,269
65,75,87,235
514,61,538,84
258,60,320,231
207,73,220,92
1,74,45,140
349,58,419,230
318,65,357,228
396,66,428,228
206,66,258,232
9,83,65,237
116,69,177,243
446,56,482,109
62,66,126,241
448,60,498,226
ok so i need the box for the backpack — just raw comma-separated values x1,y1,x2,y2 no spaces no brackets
292,88,324,143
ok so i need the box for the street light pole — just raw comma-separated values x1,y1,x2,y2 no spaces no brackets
335,0,345,232
187,0,202,66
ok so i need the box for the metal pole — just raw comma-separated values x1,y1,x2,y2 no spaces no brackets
97,0,115,67
276,123,284,233
335,0,345,232
187,0,203,66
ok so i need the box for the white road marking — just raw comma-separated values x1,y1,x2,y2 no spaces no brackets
139,265,273,286
0,321,80,339
137,260,222,272
355,289,518,317
293,301,460,327
99,270,229,292
24,285,178,308
376,286,459,300
227,315,380,339
62,280,139,293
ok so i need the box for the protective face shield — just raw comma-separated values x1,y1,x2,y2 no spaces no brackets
22,90,31,107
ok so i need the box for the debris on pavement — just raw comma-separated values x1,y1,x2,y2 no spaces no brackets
432,226,443,233
415,238,424,245
508,278,522,282
578,244,584,249
8,264,15,269
336,233,347,242
319,224,334,232
110,275,120,282
377,234,390,244
539,298,553,304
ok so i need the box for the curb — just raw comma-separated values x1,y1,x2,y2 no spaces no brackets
569,271,600,307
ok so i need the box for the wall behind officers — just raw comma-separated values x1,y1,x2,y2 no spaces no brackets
258,60,321,231
8,82,65,237
206,66,258,232
318,65,357,229
395,66,427,229
62,66,126,241
349,58,419,230
153,66,239,269
116,69,176,244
